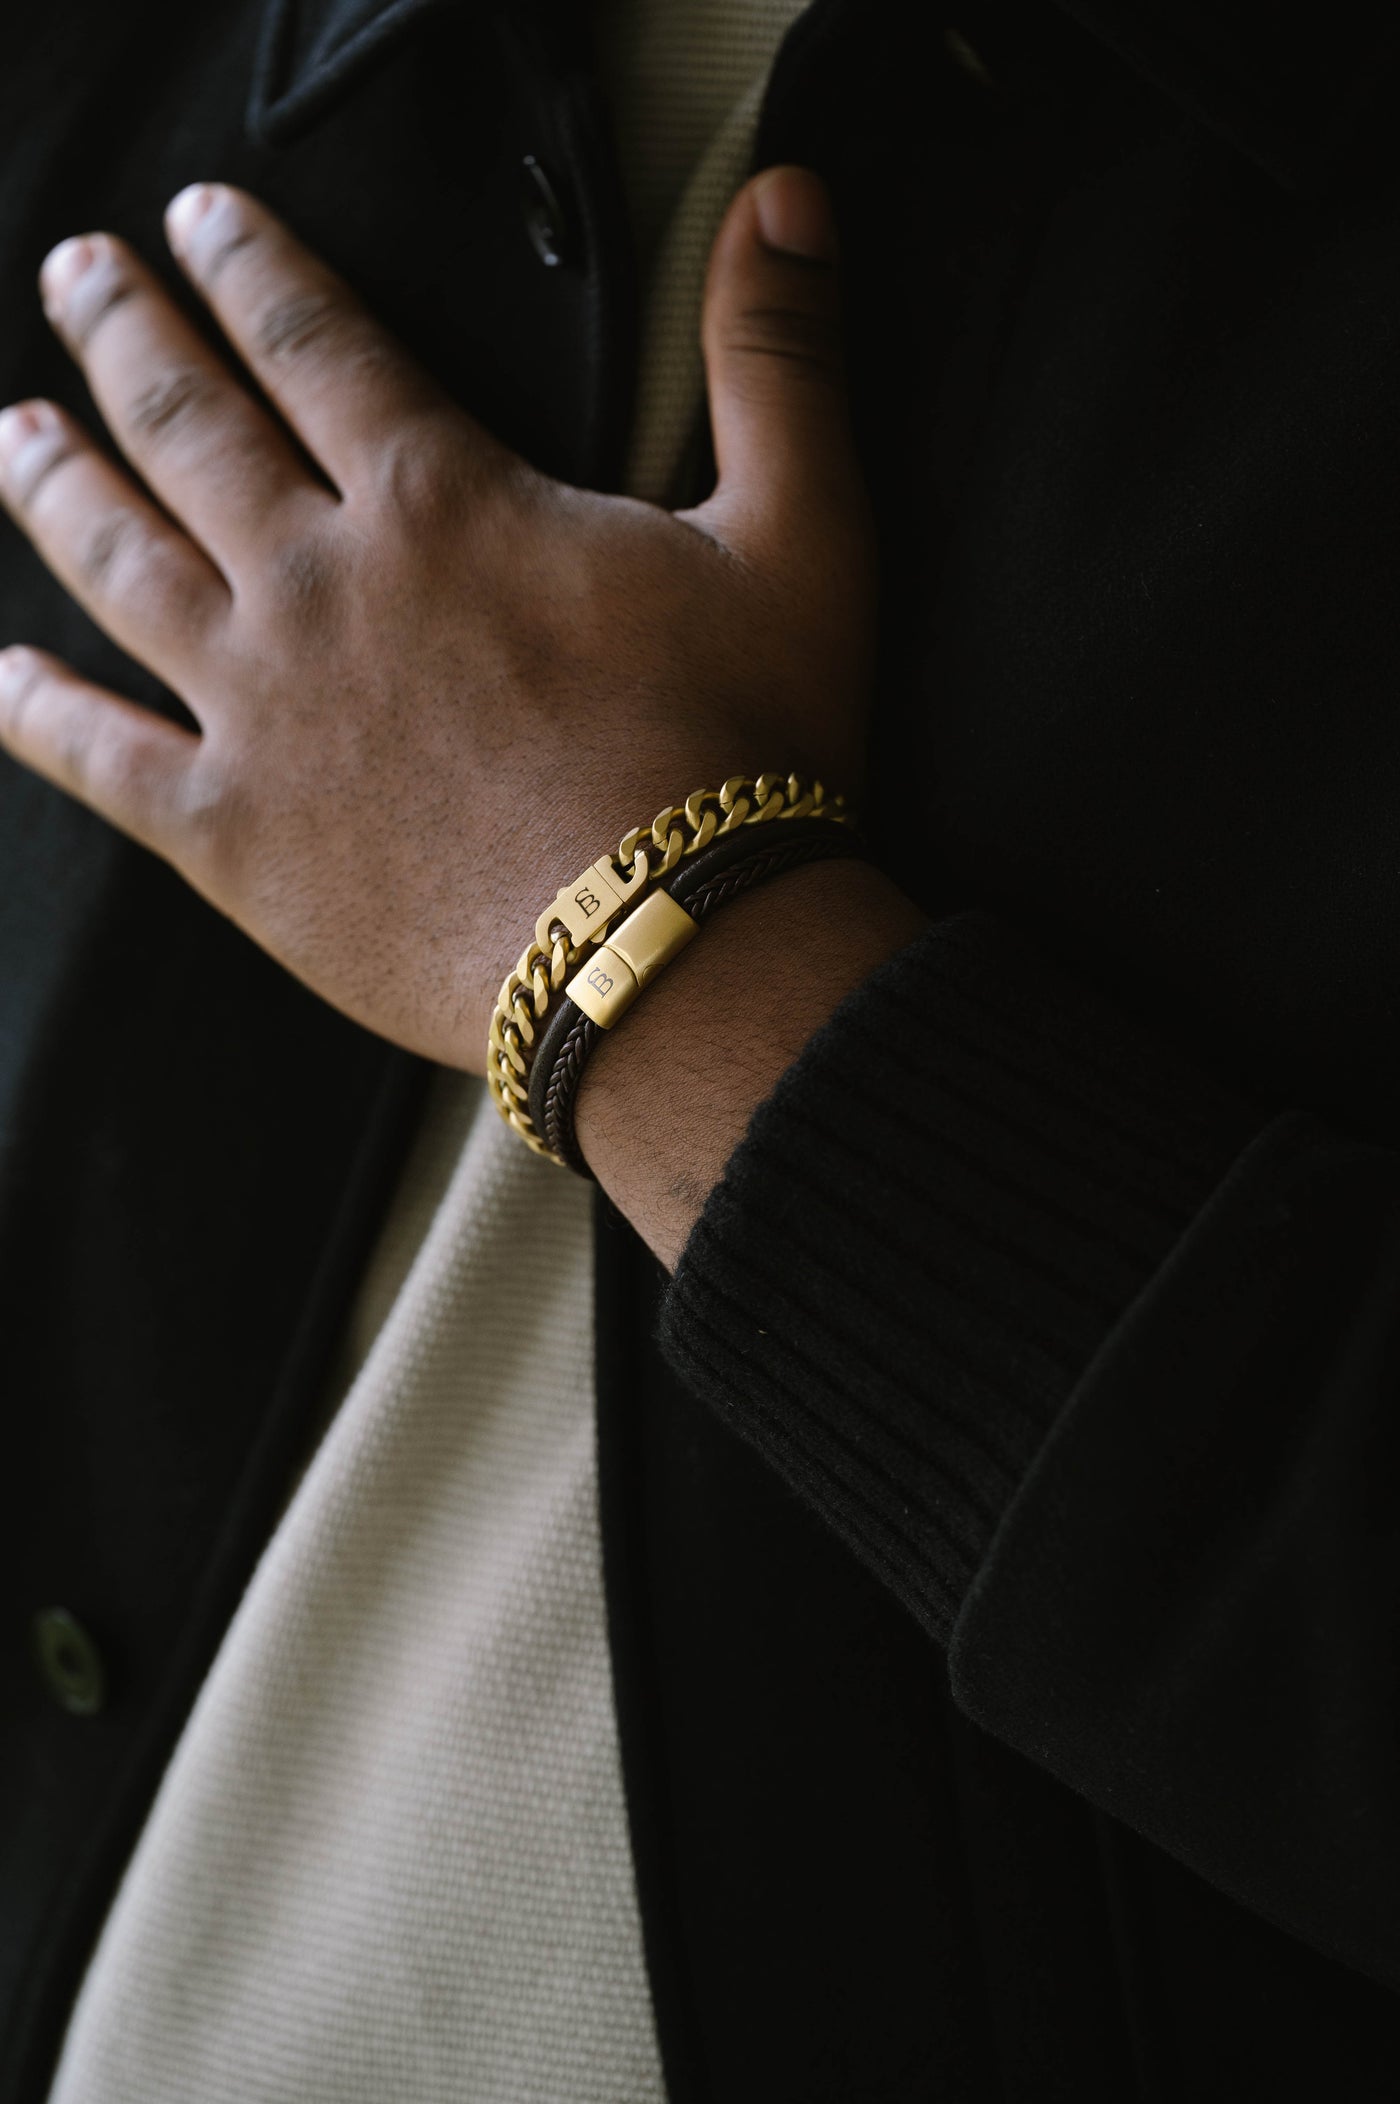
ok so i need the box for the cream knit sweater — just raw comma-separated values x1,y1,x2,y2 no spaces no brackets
47,2,805,2097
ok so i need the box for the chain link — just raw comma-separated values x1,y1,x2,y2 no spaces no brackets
487,772,850,1159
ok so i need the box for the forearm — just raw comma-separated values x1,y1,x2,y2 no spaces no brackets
574,857,928,1268
640,903,1400,1981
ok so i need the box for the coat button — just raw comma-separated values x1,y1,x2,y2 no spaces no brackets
520,155,571,268
32,1607,108,1716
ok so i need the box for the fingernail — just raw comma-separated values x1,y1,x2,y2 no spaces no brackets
0,402,55,471
753,167,838,263
0,646,37,701
40,236,96,315
166,183,220,253
0,405,39,462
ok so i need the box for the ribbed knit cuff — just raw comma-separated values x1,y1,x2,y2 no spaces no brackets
658,910,1268,1645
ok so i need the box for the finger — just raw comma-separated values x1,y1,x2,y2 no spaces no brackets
0,644,202,859
0,399,228,686
164,185,495,493
39,228,330,567
690,166,869,565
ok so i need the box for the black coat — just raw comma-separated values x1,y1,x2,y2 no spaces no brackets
3,0,1400,2095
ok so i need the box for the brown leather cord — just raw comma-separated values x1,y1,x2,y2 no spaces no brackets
526,818,864,1177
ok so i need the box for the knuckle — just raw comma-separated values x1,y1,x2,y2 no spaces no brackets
74,508,145,592
337,332,413,396
261,528,342,625
12,434,84,511
73,512,191,620
88,716,161,812
199,223,258,290
369,422,468,529
175,747,250,885
177,752,230,831
125,364,219,445
728,302,844,381
67,272,143,353
253,290,428,414
253,290,351,368
0,650,50,739
49,703,99,791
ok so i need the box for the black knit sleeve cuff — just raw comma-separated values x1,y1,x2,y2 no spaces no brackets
657,910,1269,1644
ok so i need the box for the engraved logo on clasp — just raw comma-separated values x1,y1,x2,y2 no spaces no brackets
574,887,603,917
587,965,615,997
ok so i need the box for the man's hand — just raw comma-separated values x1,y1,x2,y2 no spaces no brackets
0,170,877,1073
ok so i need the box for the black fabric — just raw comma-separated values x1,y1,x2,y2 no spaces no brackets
658,0,1400,2090
3,0,1400,2096
598,1210,1008,2104
662,909,1265,1643
1053,0,1400,189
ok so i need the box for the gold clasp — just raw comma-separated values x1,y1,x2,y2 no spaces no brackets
535,854,647,952
565,889,698,1027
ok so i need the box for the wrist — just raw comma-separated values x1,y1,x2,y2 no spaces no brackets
574,857,928,1268
482,770,855,1155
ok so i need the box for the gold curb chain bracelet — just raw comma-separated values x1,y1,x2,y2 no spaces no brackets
487,771,851,1161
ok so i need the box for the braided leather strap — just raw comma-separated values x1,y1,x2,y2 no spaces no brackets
527,816,863,1177
487,772,852,1161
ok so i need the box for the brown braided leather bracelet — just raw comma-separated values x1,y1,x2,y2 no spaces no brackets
526,815,863,1177
486,773,856,1167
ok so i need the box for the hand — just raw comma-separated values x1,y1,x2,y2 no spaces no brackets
0,168,877,1074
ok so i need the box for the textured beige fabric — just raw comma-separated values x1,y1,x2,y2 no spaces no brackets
47,2,806,2097
50,1097,657,2103
598,0,809,502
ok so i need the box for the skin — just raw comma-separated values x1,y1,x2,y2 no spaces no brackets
0,166,925,1267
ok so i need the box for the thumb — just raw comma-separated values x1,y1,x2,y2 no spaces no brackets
693,165,868,562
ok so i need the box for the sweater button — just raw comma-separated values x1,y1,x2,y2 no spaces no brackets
32,1607,107,1717
520,155,572,268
